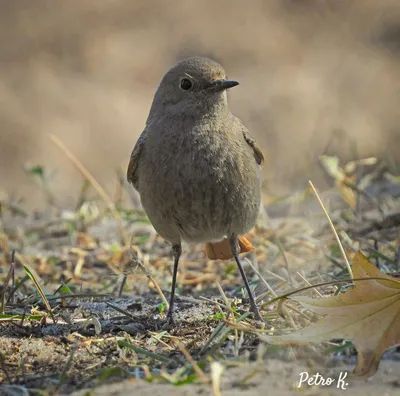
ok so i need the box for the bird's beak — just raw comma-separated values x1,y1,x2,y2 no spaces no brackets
212,79,239,92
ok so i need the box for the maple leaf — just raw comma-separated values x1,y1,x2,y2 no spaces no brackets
262,251,400,377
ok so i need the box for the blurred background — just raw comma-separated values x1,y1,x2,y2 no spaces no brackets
1,0,400,210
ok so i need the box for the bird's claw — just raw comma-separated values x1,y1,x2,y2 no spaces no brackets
161,313,176,330
251,305,264,322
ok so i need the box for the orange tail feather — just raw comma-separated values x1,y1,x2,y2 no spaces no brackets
205,236,255,260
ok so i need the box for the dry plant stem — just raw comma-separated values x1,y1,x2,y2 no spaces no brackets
11,251,15,305
274,235,293,286
296,271,323,297
210,362,224,396
134,264,169,310
308,180,353,279
199,296,232,311
173,295,206,305
0,251,15,313
118,274,127,297
283,303,314,322
142,365,151,379
129,242,169,308
244,258,278,298
174,340,209,384
282,305,298,330
49,134,128,245
260,276,399,309
19,256,56,322
223,320,259,334
216,282,235,318
75,179,91,211
355,165,363,221
216,284,240,348
114,168,125,207
265,270,287,282
275,294,298,331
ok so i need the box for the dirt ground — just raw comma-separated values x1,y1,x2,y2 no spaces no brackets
0,296,399,396
70,360,400,396
1,300,399,395
1,166,399,394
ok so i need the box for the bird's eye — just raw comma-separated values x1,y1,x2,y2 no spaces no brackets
179,78,193,91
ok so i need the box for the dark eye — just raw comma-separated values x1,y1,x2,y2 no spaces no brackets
179,78,193,91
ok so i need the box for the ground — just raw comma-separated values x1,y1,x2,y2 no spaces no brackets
0,160,399,395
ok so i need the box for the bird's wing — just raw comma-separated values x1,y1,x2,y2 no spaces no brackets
242,126,264,166
127,130,147,190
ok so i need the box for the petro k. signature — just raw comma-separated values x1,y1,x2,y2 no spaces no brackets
298,371,349,390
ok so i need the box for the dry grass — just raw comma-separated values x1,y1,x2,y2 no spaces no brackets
0,148,399,393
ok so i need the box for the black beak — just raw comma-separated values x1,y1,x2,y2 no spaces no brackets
212,79,239,92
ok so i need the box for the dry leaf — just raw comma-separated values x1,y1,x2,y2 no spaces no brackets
319,155,357,208
262,251,400,377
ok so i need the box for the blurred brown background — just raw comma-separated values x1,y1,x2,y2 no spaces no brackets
1,0,400,210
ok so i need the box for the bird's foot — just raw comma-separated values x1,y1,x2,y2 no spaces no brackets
250,304,264,322
160,311,176,330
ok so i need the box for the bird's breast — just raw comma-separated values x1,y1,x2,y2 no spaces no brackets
138,120,261,241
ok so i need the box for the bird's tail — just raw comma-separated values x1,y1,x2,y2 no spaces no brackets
205,236,255,260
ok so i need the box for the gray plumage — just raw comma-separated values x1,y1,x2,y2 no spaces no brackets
127,56,264,322
128,56,263,246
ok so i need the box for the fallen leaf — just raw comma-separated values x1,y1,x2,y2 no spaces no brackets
262,251,400,377
319,155,357,208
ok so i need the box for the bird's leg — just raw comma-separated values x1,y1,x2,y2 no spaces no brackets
229,235,263,321
166,243,182,324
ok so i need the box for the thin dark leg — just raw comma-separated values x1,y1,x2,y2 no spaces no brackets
166,243,182,322
229,236,263,321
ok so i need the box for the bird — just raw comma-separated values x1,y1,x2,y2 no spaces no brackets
127,56,264,322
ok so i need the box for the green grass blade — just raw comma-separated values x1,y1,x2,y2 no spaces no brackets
22,264,55,322
118,340,171,363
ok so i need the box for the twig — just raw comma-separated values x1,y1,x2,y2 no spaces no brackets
49,134,128,245
308,180,353,279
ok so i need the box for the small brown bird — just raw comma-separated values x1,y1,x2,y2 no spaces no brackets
127,57,264,322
